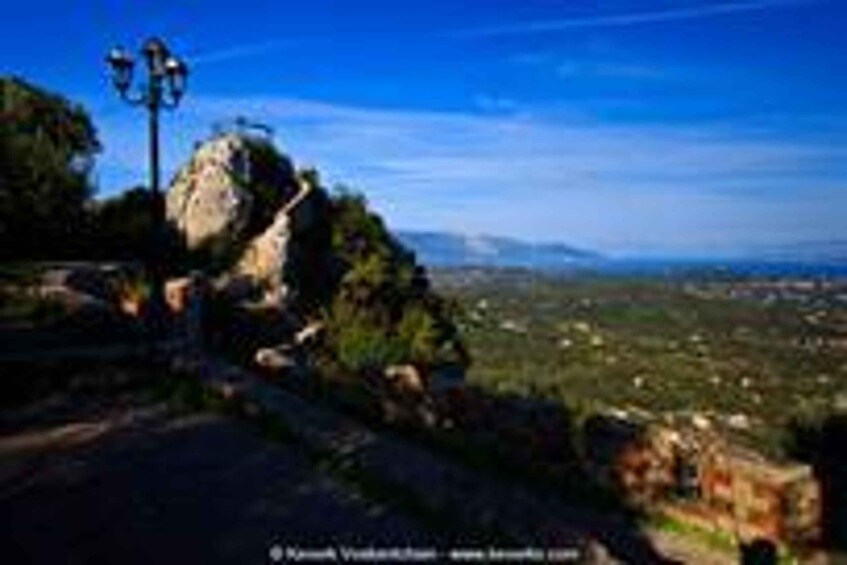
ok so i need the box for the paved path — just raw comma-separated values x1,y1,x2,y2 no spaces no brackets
200,359,674,564
0,361,709,564
0,393,434,564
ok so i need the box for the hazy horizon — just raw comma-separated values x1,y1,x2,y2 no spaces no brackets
4,0,845,256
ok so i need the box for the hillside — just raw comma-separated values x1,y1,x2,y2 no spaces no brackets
161,132,468,380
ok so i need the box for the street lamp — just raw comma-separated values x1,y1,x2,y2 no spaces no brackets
106,37,188,335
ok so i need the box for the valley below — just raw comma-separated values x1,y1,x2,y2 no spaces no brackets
433,266,847,459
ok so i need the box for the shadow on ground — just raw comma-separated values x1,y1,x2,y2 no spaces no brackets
0,385,435,564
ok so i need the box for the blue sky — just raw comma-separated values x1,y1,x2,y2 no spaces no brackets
2,0,845,256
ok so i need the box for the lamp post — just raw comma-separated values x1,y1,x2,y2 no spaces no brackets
106,38,188,335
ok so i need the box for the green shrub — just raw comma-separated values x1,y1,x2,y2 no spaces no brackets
317,188,466,374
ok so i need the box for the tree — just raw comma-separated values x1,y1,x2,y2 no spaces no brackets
318,188,469,375
88,187,152,259
785,414,847,550
0,76,100,258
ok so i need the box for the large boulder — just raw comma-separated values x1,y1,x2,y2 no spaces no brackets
164,132,465,385
167,133,320,307
166,134,256,252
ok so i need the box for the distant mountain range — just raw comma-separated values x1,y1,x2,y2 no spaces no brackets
397,231,847,276
396,231,601,270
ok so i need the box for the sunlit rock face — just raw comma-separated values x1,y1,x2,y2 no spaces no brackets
166,134,255,252
235,174,320,305
166,133,320,307
235,204,293,304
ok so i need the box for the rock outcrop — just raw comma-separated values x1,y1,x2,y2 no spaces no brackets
234,174,315,305
166,134,256,252
165,131,466,382
166,133,314,306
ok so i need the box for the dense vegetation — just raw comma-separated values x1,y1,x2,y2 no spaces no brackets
0,77,100,258
434,268,847,457
317,190,468,375
0,77,174,263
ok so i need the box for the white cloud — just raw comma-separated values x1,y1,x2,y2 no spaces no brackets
454,0,815,38
93,93,847,254
187,39,293,67
557,61,673,81
473,95,519,114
